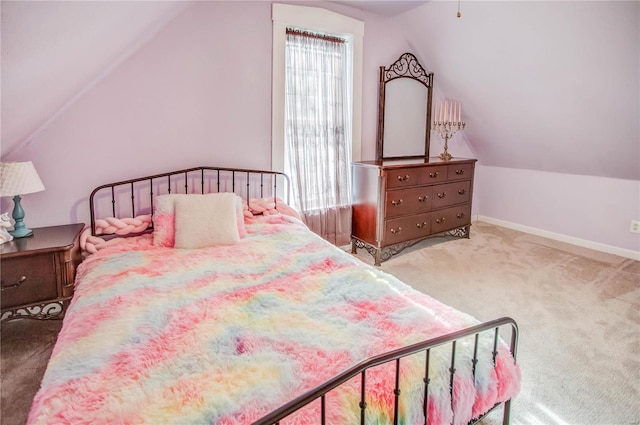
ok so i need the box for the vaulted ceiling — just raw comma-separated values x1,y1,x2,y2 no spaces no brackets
2,1,638,180
1,0,187,157
398,1,639,180
333,1,427,17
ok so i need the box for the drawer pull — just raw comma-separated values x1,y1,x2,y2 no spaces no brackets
391,199,404,206
418,195,428,202
429,171,439,178
390,227,402,234
458,189,466,195
435,217,446,224
455,169,465,175
416,221,428,229
457,212,465,219
437,192,447,199
1,275,27,291
397,175,410,182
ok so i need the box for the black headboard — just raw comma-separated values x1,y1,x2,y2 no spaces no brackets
89,166,290,236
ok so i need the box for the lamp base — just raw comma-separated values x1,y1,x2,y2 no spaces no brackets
9,227,33,238
9,195,34,238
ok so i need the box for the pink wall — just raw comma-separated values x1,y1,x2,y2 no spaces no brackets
476,166,640,254
1,1,410,229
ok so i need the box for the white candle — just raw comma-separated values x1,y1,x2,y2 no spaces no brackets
434,104,438,123
459,102,462,122
445,100,449,122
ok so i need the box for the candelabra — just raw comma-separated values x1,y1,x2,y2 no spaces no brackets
432,119,465,161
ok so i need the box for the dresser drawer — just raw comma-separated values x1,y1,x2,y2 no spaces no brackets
386,165,449,189
385,186,433,218
447,163,473,181
419,165,448,185
1,254,57,309
431,204,472,234
432,181,471,209
383,213,432,245
386,168,423,189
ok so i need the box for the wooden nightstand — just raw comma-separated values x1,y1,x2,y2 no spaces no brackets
1,223,84,321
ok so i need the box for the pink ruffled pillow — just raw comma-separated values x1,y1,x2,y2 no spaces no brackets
153,193,246,247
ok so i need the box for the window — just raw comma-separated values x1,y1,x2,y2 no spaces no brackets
272,3,364,171
272,4,364,245
284,29,351,211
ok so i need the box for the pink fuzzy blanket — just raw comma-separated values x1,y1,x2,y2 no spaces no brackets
29,215,519,425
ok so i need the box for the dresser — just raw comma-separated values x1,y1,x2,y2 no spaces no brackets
1,223,84,321
351,158,476,265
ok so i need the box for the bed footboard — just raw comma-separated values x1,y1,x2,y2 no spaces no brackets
253,317,518,425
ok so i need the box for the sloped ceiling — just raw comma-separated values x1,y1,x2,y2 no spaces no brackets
333,1,427,16
2,1,638,181
398,1,639,180
1,0,187,157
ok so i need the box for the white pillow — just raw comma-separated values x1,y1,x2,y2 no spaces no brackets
174,193,240,249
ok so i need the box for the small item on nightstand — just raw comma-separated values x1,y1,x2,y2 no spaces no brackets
0,161,46,238
0,212,13,244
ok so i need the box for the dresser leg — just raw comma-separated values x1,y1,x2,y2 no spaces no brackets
351,239,358,254
374,250,382,266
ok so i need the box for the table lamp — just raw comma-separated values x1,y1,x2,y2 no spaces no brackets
0,161,45,238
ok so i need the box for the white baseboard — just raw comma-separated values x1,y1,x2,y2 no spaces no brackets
474,215,640,261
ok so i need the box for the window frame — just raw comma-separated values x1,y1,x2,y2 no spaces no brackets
271,3,364,173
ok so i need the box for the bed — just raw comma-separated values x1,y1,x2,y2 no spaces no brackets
27,166,520,425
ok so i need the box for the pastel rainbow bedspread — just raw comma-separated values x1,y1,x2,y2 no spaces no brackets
28,215,520,425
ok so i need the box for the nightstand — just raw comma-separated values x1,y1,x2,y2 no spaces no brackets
1,223,84,321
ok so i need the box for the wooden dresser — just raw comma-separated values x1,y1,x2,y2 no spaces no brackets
351,158,477,265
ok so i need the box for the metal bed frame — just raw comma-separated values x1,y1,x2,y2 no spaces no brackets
89,166,290,237
253,317,518,425
88,165,519,425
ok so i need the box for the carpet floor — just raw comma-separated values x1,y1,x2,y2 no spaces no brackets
1,221,638,425
352,221,640,425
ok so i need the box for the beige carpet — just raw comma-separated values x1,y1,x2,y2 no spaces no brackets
1,221,638,425
352,221,640,425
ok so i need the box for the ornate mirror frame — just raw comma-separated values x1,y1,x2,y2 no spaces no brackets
376,53,434,161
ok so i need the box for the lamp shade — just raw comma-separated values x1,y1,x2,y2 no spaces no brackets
0,161,45,197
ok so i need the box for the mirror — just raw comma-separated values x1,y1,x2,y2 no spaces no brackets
376,53,434,161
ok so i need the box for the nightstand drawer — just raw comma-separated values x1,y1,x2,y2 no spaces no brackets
1,254,58,309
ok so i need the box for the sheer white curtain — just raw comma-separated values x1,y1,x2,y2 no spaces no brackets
285,29,352,246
